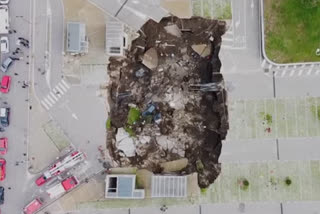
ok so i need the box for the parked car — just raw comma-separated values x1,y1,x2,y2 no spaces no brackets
0,57,13,72
0,186,4,205
0,0,9,5
0,75,11,93
0,107,9,127
0,138,7,155
0,36,8,53
0,159,6,181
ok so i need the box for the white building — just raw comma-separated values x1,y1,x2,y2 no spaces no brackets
105,175,145,199
66,22,88,54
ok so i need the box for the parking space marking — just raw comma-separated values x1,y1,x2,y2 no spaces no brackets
289,70,295,76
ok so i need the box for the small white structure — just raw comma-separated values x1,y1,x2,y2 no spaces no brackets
66,22,88,54
105,18,127,56
105,175,145,199
151,175,187,198
0,5,9,34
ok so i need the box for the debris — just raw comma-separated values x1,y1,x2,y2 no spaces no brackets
191,44,211,57
142,48,158,70
164,24,182,37
160,158,188,173
106,16,228,188
116,128,136,157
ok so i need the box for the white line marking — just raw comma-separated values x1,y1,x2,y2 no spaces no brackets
298,70,303,76
52,88,62,98
316,70,320,75
290,70,295,76
281,70,286,77
55,85,65,95
46,94,56,105
72,113,79,120
261,59,266,67
57,82,68,92
41,101,50,110
307,69,312,75
61,79,70,89
43,98,53,107
268,64,273,70
50,92,59,101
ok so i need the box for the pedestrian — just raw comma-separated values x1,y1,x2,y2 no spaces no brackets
14,73,18,76
26,62,29,65
13,30,16,33
8,187,11,190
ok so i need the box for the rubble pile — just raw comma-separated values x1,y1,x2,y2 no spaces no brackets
106,17,229,187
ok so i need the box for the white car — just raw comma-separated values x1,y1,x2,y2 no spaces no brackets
0,36,8,53
0,0,9,4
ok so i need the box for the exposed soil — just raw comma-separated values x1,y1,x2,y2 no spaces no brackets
106,16,229,188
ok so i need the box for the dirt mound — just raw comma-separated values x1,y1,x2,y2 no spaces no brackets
106,16,228,188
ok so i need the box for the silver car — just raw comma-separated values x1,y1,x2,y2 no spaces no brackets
0,57,13,72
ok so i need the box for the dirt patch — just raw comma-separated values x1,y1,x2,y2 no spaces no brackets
106,16,228,188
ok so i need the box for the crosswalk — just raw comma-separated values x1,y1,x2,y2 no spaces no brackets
261,59,320,78
40,79,71,110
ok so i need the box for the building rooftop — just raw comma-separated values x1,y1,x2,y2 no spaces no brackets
66,22,88,53
105,175,145,199
151,175,187,198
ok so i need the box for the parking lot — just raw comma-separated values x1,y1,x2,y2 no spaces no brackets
228,97,320,140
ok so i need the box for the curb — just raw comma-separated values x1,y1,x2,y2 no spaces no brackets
259,0,320,67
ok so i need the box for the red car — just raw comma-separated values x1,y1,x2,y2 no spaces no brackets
0,75,11,93
0,159,6,181
0,138,7,155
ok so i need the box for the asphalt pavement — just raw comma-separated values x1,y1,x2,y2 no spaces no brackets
0,0,37,213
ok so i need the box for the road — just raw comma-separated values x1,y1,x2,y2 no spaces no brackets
0,0,36,213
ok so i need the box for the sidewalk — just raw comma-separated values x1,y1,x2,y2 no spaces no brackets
28,92,70,174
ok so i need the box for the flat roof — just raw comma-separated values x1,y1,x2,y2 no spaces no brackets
66,22,86,53
151,175,187,198
105,175,145,199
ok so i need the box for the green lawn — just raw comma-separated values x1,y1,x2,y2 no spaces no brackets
264,0,320,63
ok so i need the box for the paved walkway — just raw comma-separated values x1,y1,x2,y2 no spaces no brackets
210,161,320,203
228,97,320,140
